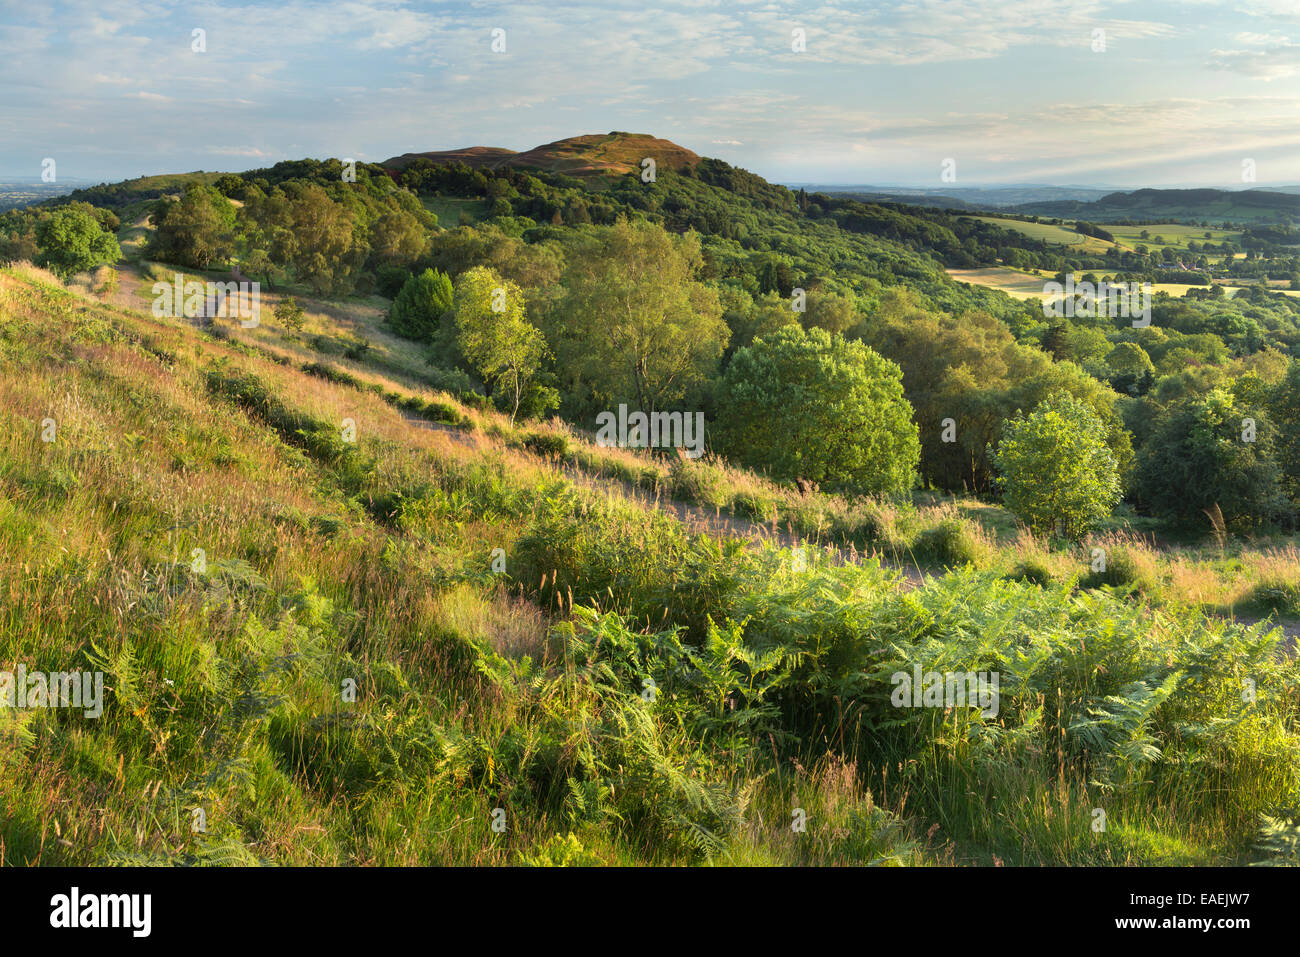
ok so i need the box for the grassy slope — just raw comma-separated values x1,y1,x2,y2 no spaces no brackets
966,215,1245,256
966,216,1113,254
947,265,1300,303
1,263,930,865
3,264,1300,866
105,259,1300,630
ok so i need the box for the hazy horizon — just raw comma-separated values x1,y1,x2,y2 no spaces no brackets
11,165,1300,193
9,160,1300,194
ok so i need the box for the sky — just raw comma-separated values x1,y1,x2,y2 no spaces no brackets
3,0,1300,187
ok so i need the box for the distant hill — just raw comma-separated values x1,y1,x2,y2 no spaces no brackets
1247,185,1300,196
796,184,1119,209
384,131,701,179
804,190,983,211
1012,187,1300,224
384,146,519,169
802,185,1300,226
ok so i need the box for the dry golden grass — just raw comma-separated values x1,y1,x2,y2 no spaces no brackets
434,584,553,661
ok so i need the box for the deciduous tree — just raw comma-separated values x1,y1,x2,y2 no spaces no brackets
35,207,121,278
452,266,550,423
993,392,1122,539
716,325,919,495
549,219,727,416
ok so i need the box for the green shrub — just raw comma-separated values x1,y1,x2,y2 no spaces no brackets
457,390,493,412
1009,555,1057,586
389,268,453,343
302,361,362,389
375,265,410,299
1247,577,1300,616
310,334,343,355
523,430,570,458
668,457,731,509
849,500,907,549
421,400,466,427
733,489,778,524
911,518,986,568
419,362,478,398
1080,545,1157,595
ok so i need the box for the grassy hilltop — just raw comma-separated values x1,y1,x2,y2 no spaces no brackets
383,132,702,180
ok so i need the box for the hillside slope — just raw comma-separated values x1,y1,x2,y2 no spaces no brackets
2,263,1299,866
1015,187,1300,224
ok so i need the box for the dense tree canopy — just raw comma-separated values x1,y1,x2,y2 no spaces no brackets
149,184,236,268
866,290,1132,493
35,207,120,278
248,183,366,294
716,325,920,495
1133,388,1290,529
544,219,728,419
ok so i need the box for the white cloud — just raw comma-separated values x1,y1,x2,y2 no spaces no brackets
207,146,274,156
2,0,1298,183
1209,38,1300,79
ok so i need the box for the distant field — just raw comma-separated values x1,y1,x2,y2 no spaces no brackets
0,182,77,212
967,215,1113,253
1106,223,1242,252
946,267,1051,300
1020,195,1300,225
965,215,1245,256
945,266,1300,301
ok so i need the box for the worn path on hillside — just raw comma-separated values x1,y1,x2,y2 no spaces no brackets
553,457,1299,651
399,413,1297,652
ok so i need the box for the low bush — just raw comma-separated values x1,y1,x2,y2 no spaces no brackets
911,517,988,569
